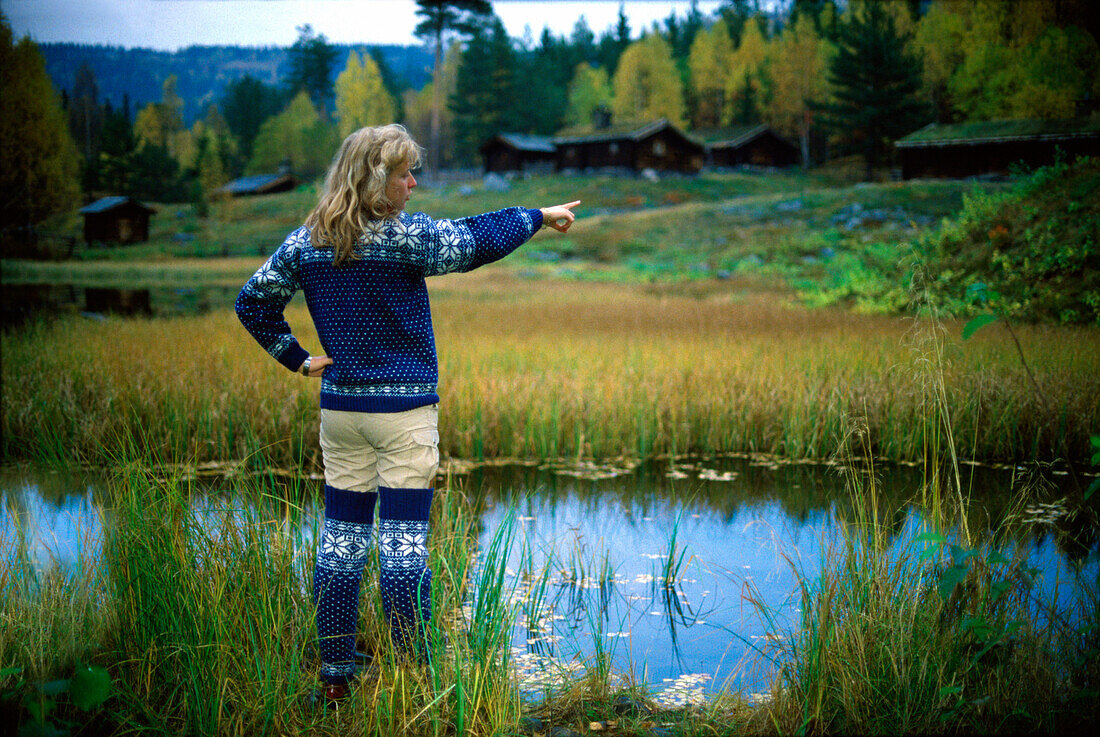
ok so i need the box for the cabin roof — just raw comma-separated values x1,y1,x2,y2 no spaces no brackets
896,118,1100,147
79,196,156,215
485,133,556,153
693,124,790,149
554,118,696,145
219,173,296,195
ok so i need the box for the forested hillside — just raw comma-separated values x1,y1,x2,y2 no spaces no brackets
40,42,431,122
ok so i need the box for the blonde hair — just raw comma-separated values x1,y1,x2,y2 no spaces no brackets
306,124,423,266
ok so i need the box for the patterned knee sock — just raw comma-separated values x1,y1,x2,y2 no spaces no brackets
377,486,433,656
313,485,376,685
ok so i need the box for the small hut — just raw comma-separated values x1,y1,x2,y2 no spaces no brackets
480,133,556,174
79,196,156,245
554,119,705,174
696,125,800,168
895,118,1100,178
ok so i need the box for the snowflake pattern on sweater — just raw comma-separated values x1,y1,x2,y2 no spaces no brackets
236,206,541,413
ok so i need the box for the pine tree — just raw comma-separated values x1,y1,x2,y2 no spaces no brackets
813,1,928,180
569,17,599,67
287,24,338,118
597,7,632,74
67,62,103,191
97,99,137,196
450,16,517,164
220,75,285,160
512,29,573,136
0,16,80,244
414,1,492,171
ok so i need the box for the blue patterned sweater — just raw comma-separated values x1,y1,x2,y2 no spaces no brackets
236,206,542,412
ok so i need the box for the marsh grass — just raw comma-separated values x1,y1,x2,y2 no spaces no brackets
1,454,537,735
3,278,1097,470
756,433,1094,735
751,305,1100,734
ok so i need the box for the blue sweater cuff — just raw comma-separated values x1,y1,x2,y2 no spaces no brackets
277,342,310,372
527,207,543,232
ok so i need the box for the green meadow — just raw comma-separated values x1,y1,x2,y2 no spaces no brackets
2,164,1099,735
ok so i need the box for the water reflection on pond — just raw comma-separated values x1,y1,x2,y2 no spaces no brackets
0,283,241,328
2,457,1096,704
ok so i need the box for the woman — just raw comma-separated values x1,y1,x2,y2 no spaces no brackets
236,123,578,702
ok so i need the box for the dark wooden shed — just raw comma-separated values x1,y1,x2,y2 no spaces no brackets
554,119,705,174
895,118,1100,179
696,124,800,168
480,133,556,174
79,196,156,245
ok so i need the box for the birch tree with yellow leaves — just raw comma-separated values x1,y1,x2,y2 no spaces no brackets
335,50,397,138
766,13,832,166
687,17,735,128
611,34,686,127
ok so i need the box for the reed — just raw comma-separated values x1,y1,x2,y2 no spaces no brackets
3,277,1097,470
0,454,539,735
751,304,1100,734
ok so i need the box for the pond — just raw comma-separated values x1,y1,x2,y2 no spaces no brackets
0,283,241,328
2,457,1096,706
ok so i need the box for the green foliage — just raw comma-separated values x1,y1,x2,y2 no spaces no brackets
565,63,612,129
285,24,338,118
4,663,112,737
922,155,1100,325
611,34,686,128
219,75,285,161
334,50,397,138
247,91,339,179
0,17,80,241
813,1,928,179
450,15,518,164
916,0,1100,122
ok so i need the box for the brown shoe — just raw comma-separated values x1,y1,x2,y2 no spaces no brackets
310,682,351,709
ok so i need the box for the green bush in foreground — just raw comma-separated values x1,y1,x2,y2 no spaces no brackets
923,155,1100,325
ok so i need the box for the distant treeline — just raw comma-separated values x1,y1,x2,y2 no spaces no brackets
5,0,1100,249
40,42,432,124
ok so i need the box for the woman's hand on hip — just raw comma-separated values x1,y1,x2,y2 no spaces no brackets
301,355,333,377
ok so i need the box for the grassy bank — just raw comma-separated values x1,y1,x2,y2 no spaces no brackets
760,441,1100,735
2,443,1097,735
3,277,1097,469
8,170,1001,302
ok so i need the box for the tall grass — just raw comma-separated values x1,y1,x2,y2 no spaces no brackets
754,305,1100,735
1,455,533,735
3,278,1097,469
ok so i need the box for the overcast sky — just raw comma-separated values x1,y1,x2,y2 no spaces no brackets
3,0,728,49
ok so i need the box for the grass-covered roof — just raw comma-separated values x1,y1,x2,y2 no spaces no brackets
897,118,1100,147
